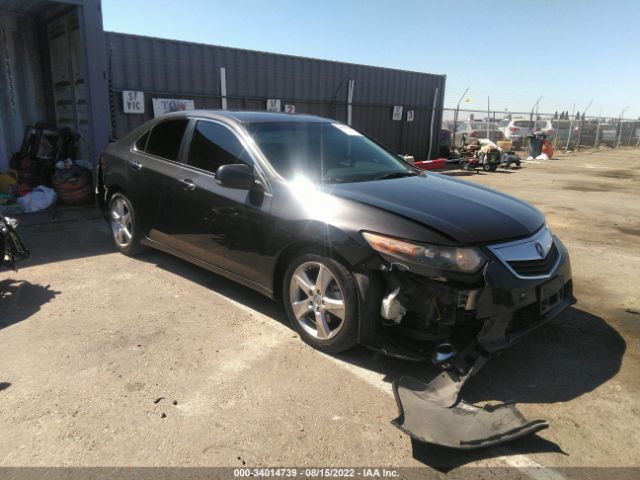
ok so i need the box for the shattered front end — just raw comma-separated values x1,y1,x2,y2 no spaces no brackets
362,227,575,449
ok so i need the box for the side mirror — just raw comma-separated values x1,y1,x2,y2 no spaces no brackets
215,164,255,189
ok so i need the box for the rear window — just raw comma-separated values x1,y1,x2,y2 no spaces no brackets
514,121,534,128
144,119,189,161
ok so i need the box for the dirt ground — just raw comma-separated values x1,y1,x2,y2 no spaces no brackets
1,147,639,477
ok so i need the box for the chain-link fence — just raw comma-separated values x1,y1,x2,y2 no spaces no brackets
441,107,639,155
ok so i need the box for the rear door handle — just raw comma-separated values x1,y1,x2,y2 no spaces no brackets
128,160,142,171
179,178,196,192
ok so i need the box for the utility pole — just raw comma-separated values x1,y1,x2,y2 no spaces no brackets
487,96,490,140
452,87,469,147
595,107,602,147
617,106,629,147
565,102,576,152
576,100,592,150
529,96,542,150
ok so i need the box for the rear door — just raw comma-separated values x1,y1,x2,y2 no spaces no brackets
173,119,273,285
130,118,189,245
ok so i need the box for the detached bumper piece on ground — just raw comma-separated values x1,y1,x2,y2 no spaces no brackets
389,276,574,450
392,359,548,450
386,243,574,450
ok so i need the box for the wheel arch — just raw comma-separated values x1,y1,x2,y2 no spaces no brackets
272,240,354,303
273,238,386,349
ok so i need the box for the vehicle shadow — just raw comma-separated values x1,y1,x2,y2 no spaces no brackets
0,382,10,392
0,279,61,331
137,250,624,469
409,435,567,472
334,307,625,403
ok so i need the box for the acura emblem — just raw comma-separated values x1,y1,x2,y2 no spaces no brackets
535,242,545,257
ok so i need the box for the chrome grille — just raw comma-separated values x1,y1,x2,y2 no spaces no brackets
488,226,561,279
507,243,559,277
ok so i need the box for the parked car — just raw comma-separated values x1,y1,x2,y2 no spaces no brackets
498,118,535,148
98,110,574,361
534,119,554,137
453,121,504,145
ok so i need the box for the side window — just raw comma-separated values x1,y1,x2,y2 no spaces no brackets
133,129,150,151
187,121,250,174
145,119,189,161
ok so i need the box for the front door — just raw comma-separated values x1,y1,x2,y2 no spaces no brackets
173,120,272,286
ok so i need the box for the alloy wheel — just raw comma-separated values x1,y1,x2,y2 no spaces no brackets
289,261,346,340
110,197,133,247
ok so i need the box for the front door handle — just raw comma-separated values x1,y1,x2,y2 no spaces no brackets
179,178,196,192
128,160,142,171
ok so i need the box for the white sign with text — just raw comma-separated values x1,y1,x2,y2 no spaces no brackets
122,91,145,114
266,99,281,112
152,98,195,117
392,105,404,121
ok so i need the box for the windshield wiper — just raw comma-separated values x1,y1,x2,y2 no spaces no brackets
321,176,353,184
372,171,417,181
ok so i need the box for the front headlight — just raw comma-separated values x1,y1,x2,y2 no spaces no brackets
362,231,485,273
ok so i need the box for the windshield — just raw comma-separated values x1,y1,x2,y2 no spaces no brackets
247,121,415,183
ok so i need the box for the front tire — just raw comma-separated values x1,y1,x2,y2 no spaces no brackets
108,192,145,256
283,251,359,353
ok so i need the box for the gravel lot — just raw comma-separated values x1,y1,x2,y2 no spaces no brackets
1,147,639,477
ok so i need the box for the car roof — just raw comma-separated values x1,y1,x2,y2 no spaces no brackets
162,109,333,124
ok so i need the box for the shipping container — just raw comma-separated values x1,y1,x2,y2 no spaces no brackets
106,32,446,160
0,0,110,170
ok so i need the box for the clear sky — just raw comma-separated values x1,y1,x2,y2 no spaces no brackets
102,0,640,118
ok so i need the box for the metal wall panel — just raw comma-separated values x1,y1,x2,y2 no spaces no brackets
0,11,49,169
106,32,445,159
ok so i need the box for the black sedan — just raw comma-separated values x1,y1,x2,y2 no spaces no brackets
97,111,574,362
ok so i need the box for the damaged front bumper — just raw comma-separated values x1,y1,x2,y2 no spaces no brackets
367,235,575,360
367,235,575,449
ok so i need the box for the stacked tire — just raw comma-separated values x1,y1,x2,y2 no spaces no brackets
51,168,92,205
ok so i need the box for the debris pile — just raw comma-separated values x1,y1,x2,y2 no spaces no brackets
0,124,92,215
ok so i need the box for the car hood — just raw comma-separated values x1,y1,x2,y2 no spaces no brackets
324,174,545,245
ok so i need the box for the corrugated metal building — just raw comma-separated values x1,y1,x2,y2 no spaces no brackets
106,32,446,159
0,0,111,170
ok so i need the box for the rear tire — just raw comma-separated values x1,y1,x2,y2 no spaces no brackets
108,192,145,256
283,250,359,353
